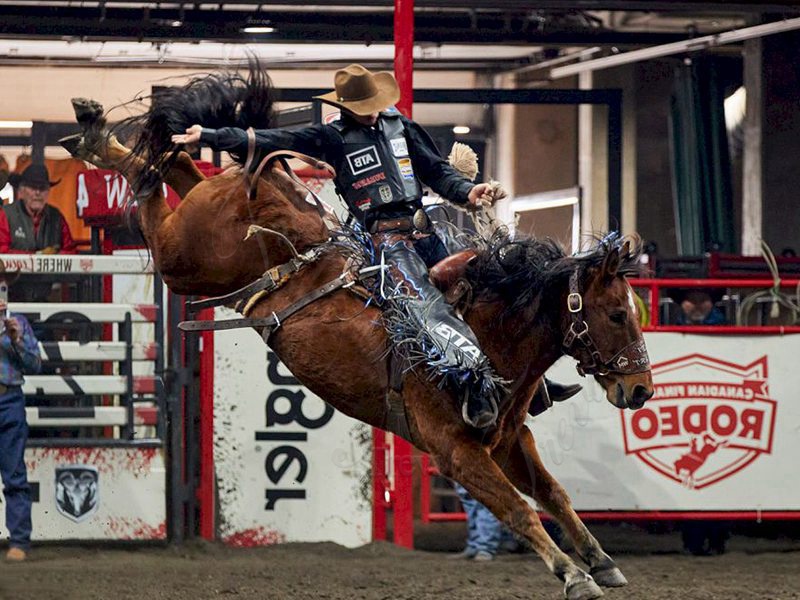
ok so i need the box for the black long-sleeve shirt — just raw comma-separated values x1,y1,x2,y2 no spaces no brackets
200,114,475,216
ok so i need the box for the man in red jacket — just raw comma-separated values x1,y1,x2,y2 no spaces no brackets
0,163,76,301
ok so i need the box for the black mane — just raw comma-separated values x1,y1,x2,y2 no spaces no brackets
466,230,643,314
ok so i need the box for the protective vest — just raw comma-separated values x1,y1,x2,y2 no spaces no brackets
3,201,63,251
330,109,423,219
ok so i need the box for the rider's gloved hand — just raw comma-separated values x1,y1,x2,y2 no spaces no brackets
468,181,508,209
171,124,203,146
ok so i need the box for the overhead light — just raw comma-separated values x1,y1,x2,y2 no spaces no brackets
242,26,275,34
452,125,470,135
0,120,32,128
550,16,800,79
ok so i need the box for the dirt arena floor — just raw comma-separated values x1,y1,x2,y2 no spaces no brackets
1,524,798,600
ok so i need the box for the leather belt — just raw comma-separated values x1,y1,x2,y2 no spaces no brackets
369,217,415,234
0,383,9,395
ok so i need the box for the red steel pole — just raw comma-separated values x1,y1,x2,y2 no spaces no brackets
392,0,415,550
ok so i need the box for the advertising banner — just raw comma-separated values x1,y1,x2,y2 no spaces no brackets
0,447,166,540
213,308,372,547
533,333,800,511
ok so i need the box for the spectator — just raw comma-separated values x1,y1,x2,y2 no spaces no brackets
450,483,517,561
672,287,730,554
0,163,76,301
0,260,42,561
674,289,726,326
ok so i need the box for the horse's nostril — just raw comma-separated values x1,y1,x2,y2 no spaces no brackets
630,384,653,409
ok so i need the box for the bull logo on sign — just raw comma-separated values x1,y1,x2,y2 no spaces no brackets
620,354,777,490
55,465,99,522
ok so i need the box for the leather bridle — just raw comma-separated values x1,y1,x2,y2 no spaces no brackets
561,269,650,377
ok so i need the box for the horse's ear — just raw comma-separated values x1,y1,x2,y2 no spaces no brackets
601,246,621,283
621,239,632,259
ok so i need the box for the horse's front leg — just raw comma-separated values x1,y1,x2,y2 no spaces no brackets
430,437,603,600
491,424,628,589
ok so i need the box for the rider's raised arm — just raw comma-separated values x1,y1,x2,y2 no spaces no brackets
401,116,475,205
199,124,334,160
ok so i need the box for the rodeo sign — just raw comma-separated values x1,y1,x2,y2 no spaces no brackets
536,333,799,512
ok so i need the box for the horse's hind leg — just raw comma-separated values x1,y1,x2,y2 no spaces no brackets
63,98,205,198
492,425,627,589
432,439,603,600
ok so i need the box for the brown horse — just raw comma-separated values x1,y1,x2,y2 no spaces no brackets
63,85,653,599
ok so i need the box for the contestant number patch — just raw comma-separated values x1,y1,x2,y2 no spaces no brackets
390,138,409,157
346,146,381,176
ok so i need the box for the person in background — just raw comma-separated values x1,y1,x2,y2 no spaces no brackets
0,260,42,561
673,287,730,555
0,163,76,302
450,483,518,561
675,289,726,326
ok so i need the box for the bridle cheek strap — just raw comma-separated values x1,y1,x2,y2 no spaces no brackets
562,269,650,377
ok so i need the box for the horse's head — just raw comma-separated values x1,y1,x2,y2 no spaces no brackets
561,236,654,410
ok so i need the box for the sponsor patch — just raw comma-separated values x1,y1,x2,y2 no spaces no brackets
13,226,25,240
346,146,381,176
397,157,415,181
351,172,386,190
355,197,372,211
620,354,776,490
55,465,99,523
390,138,409,157
378,185,393,203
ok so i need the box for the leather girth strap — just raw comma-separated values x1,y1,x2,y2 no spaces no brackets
186,248,322,312
179,270,357,345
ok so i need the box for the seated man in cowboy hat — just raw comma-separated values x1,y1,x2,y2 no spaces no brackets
0,260,42,561
0,163,76,301
172,64,579,428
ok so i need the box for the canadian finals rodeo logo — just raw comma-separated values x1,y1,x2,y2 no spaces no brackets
620,354,776,489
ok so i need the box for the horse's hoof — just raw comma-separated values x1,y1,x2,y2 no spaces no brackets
590,565,628,588
71,97,106,126
564,577,604,600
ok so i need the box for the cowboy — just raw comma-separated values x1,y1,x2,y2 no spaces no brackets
0,260,41,561
0,163,76,255
0,163,76,301
172,64,579,428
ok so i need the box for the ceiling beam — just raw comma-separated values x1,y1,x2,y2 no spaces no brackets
5,1,798,11
0,6,695,46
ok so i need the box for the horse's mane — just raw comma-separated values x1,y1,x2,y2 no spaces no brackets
466,230,643,315
114,59,274,198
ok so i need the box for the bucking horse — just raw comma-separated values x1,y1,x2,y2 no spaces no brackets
61,65,654,600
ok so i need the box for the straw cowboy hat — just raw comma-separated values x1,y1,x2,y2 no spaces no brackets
8,163,61,189
315,64,401,116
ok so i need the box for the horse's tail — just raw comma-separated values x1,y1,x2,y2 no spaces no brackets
116,58,275,199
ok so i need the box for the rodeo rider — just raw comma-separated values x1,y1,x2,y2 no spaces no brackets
172,64,580,429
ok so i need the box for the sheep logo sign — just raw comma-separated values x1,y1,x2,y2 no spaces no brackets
620,354,777,490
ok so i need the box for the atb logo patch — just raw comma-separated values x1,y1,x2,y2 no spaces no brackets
346,146,380,176
55,465,99,522
620,354,776,490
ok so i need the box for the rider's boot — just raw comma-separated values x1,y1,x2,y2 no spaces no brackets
378,233,505,429
460,371,502,429
528,378,583,417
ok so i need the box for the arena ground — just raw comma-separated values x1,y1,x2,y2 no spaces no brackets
1,524,798,600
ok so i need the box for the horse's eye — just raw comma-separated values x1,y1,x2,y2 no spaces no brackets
609,311,627,325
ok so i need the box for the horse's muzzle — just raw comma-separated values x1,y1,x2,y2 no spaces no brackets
628,383,654,409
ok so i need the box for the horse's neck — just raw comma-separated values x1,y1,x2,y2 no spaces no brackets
468,297,564,389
